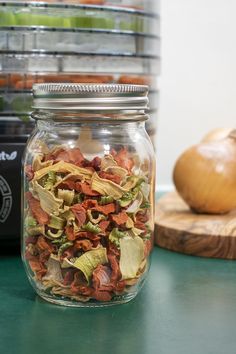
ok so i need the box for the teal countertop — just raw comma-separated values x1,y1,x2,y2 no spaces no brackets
1,246,236,354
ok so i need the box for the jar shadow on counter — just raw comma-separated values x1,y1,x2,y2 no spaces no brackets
16,286,152,354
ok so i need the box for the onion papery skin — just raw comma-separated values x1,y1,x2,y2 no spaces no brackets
173,137,236,214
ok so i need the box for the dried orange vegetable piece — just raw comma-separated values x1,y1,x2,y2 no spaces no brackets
110,211,128,225
71,204,86,227
26,192,49,225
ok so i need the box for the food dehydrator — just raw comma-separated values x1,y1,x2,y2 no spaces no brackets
0,0,160,243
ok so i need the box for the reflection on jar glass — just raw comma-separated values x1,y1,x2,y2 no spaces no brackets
22,83,155,307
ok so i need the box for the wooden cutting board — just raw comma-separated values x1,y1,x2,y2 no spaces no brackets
155,191,236,259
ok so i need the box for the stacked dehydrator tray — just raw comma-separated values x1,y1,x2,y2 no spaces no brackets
0,0,160,244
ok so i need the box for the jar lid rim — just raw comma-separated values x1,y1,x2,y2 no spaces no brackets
32,83,149,111
33,83,148,95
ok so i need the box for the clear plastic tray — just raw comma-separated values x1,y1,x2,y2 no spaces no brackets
0,28,160,56
0,116,34,135
0,72,158,91
0,53,160,74
0,92,33,117
1,0,159,13
0,2,159,35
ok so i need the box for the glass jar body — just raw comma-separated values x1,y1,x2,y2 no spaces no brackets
22,112,155,307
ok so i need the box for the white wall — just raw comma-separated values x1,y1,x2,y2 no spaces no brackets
156,0,236,191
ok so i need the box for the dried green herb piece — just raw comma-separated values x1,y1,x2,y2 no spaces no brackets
99,196,114,205
119,191,134,207
140,202,151,209
27,225,45,236
25,215,37,228
51,235,67,245
109,228,128,248
58,242,73,257
142,233,152,240
46,229,64,239
44,171,56,190
87,210,106,224
73,193,83,204
122,176,142,190
82,221,101,234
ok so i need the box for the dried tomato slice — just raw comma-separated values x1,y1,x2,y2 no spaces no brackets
99,220,110,233
36,235,54,253
94,203,116,215
110,211,128,225
75,182,100,196
26,192,49,225
98,171,122,184
71,204,86,227
74,239,93,251
55,147,85,166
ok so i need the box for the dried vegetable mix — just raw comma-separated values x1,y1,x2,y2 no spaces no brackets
24,146,153,303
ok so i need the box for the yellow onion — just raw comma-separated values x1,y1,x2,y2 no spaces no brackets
173,130,236,214
201,128,233,142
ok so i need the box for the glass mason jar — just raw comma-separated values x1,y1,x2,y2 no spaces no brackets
22,83,155,307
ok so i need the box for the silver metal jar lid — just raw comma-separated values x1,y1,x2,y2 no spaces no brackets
32,83,149,111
